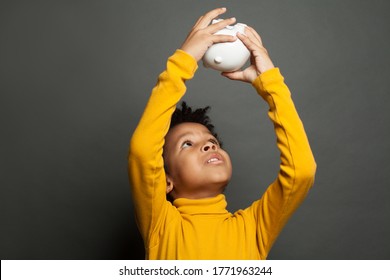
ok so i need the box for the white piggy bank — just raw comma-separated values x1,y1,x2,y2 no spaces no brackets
202,19,250,72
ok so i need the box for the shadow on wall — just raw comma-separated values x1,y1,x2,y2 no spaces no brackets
113,219,144,259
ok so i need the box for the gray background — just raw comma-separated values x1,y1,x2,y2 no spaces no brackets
1,0,389,259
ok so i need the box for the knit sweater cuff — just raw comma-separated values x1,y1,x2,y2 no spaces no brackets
171,49,199,76
252,67,284,98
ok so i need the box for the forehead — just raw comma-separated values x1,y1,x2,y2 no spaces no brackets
166,122,212,144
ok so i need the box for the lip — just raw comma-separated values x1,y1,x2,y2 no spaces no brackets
205,153,223,164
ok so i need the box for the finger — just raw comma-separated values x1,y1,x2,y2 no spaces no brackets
221,71,246,82
242,28,262,48
206,17,236,34
211,34,237,44
237,32,261,52
195,7,227,29
246,26,263,46
193,16,204,28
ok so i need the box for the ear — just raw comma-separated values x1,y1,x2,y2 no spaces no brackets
166,175,174,194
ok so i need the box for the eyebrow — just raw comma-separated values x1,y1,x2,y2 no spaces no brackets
176,131,215,144
176,132,196,143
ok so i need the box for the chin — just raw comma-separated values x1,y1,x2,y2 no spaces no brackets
214,170,232,183
210,175,231,189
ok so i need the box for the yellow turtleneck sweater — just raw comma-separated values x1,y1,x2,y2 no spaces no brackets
128,49,316,259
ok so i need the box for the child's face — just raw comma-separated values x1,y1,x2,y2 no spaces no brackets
163,122,232,199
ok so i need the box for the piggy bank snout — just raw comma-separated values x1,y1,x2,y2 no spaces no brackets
214,56,223,64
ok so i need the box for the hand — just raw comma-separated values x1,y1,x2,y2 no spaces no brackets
180,8,238,61
222,26,275,83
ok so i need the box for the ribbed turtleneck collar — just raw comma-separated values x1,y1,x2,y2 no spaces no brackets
173,194,229,215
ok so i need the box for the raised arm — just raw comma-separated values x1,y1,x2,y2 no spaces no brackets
128,8,238,247
128,50,197,243
251,67,316,258
224,27,316,258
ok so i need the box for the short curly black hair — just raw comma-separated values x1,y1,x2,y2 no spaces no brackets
170,101,222,147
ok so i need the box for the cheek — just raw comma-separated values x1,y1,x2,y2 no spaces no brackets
179,153,201,172
176,154,206,182
222,152,233,176
169,152,200,179
221,150,232,165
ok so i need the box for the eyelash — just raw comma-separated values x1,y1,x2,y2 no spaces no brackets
209,138,219,145
181,140,192,148
181,138,219,148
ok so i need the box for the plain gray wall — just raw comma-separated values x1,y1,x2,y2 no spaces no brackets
1,0,390,259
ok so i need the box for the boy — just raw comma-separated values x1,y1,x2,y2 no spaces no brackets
129,8,316,259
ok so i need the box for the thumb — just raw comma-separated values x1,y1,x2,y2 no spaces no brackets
221,71,246,82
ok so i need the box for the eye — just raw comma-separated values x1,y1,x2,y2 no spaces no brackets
209,138,219,146
181,140,193,149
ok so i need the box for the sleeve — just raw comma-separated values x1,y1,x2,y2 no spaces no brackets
244,67,317,259
128,50,198,247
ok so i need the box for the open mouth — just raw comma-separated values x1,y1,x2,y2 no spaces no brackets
206,154,223,164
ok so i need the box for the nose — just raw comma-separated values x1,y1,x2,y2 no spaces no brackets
202,142,217,152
